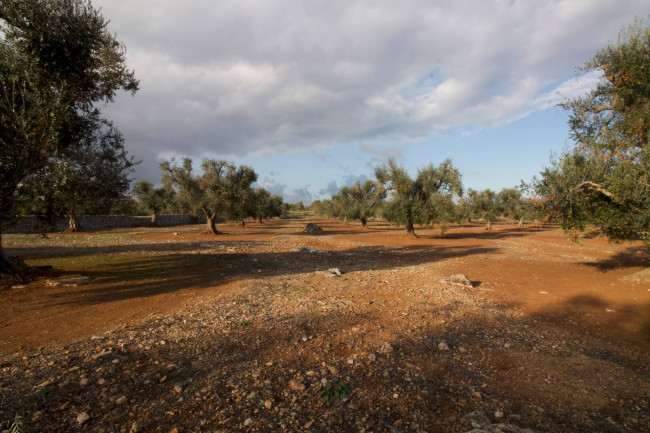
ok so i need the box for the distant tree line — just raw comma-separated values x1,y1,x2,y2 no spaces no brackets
310,161,544,237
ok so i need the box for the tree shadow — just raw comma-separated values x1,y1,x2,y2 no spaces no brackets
26,243,499,309
583,245,650,271
425,227,545,241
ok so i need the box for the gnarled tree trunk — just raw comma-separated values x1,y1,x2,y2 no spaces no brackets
205,212,222,235
485,220,492,231
361,217,368,228
151,213,158,226
518,218,524,228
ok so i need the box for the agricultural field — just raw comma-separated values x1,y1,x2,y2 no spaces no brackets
1,218,648,432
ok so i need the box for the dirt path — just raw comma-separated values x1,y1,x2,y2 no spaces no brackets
1,219,648,432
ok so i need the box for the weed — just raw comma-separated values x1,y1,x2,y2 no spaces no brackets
1,415,24,433
290,286,311,293
319,378,354,402
239,320,251,327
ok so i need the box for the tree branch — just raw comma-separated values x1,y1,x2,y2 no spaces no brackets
574,181,615,199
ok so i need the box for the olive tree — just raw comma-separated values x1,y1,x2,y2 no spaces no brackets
0,0,138,277
132,180,172,225
534,20,650,242
20,114,136,231
466,189,501,230
160,158,258,234
375,159,462,236
336,180,385,228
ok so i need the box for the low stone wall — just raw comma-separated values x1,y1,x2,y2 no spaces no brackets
6,214,207,234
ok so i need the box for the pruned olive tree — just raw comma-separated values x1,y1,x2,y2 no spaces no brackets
375,159,462,237
0,0,138,278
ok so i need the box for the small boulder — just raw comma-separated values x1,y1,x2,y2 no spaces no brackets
76,412,90,424
319,268,343,277
303,223,324,235
441,274,473,288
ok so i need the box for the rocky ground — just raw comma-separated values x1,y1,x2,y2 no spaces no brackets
1,219,649,432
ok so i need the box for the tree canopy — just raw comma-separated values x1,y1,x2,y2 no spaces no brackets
0,0,138,277
160,158,259,235
534,19,650,242
375,159,462,236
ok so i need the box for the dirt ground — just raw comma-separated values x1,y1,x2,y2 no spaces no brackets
1,218,649,432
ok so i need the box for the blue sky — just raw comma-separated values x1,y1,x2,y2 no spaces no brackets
235,107,571,203
95,0,649,204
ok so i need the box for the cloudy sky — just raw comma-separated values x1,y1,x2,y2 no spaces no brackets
96,0,647,204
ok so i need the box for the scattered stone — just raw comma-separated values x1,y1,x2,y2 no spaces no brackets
461,411,490,429
174,385,183,393
378,342,394,353
91,335,106,341
76,412,90,424
319,268,343,277
244,418,253,426
441,274,474,288
289,380,305,391
97,378,106,385
92,350,114,361
504,342,513,349
264,400,272,409
367,353,376,362
129,421,140,433
79,378,89,386
494,411,504,420
302,223,324,234
438,341,450,351
115,395,127,404
292,246,325,253
37,380,52,388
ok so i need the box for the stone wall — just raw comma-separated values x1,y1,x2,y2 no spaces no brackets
6,215,207,234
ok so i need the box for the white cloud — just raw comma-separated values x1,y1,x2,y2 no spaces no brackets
96,0,648,184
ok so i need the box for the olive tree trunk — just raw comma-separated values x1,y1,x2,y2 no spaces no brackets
205,212,222,235
405,219,418,237
67,212,82,232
